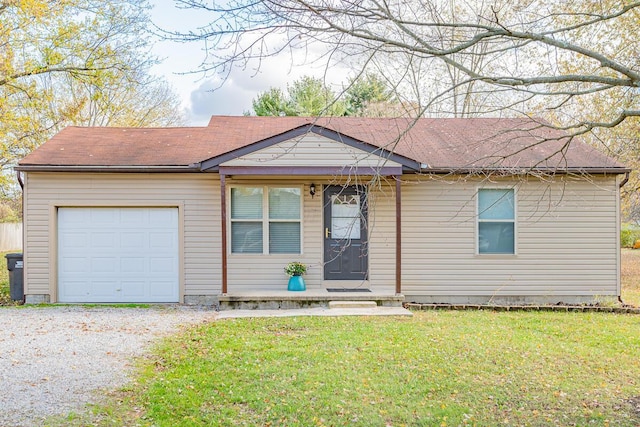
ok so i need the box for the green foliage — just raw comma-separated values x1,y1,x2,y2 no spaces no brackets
287,76,346,116
0,0,184,198
252,76,346,116
0,201,20,222
621,223,640,248
57,311,640,426
252,87,292,116
344,73,394,116
284,261,307,276
251,74,406,117
0,253,8,295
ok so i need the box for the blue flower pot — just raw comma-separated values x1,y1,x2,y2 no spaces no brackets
287,275,306,291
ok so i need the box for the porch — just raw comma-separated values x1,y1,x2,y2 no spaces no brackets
217,289,404,310
202,126,419,300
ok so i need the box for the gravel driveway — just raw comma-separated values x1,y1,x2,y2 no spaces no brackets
0,306,218,426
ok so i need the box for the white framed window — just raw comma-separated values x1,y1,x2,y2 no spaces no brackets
477,188,515,255
230,186,302,254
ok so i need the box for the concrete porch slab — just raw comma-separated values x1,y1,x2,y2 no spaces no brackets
218,289,404,310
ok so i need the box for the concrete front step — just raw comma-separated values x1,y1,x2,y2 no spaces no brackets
329,301,378,309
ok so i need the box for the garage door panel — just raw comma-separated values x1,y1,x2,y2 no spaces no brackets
150,257,177,273
121,280,145,297
92,233,116,248
60,257,89,274
120,209,146,224
150,280,178,298
121,232,145,249
90,208,118,224
60,233,88,250
62,208,88,224
149,209,175,225
149,232,175,249
62,280,90,300
58,208,179,303
121,258,146,273
91,280,118,298
92,257,118,273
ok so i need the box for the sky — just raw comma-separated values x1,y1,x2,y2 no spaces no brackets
149,2,349,125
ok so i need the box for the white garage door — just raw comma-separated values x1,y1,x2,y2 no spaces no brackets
58,207,179,303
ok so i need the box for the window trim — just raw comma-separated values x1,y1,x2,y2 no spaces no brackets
229,185,303,255
476,187,517,256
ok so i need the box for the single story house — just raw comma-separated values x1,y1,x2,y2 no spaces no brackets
17,116,629,306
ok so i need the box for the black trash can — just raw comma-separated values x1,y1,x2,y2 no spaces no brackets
5,253,24,302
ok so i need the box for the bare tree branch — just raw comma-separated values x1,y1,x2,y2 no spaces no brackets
170,0,639,219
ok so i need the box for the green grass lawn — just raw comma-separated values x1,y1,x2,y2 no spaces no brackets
56,311,640,427
0,252,7,286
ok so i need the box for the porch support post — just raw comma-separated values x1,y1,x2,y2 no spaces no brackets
395,176,402,295
220,173,228,294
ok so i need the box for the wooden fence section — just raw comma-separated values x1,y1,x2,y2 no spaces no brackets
0,223,22,252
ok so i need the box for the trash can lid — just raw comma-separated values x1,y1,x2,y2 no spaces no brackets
5,253,23,259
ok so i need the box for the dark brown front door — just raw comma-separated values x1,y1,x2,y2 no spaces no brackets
323,185,368,280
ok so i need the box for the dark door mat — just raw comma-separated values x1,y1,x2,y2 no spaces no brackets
326,288,372,293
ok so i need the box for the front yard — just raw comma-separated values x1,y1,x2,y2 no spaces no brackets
56,312,640,426
2,249,638,425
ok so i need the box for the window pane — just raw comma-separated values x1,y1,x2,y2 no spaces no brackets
479,189,514,220
479,222,514,254
332,217,361,240
332,194,360,217
331,194,361,239
269,188,301,219
231,187,263,219
269,222,301,253
231,222,263,253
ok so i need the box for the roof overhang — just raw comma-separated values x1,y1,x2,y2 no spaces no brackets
420,166,632,175
16,165,628,176
15,165,199,173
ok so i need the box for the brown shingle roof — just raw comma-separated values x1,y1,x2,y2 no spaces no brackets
18,116,627,173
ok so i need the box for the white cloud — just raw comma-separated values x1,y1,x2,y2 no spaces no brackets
150,3,355,125
187,78,253,123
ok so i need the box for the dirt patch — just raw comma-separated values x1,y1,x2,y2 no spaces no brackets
625,396,640,419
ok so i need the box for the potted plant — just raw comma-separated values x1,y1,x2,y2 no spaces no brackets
284,261,307,291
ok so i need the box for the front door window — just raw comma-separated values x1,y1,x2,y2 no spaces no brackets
331,194,361,240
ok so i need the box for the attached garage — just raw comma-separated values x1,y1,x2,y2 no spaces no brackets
57,207,179,303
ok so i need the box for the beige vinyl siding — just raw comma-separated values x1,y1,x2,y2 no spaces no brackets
23,173,220,301
367,181,397,289
224,177,396,291
402,175,620,299
24,170,618,302
221,134,402,168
